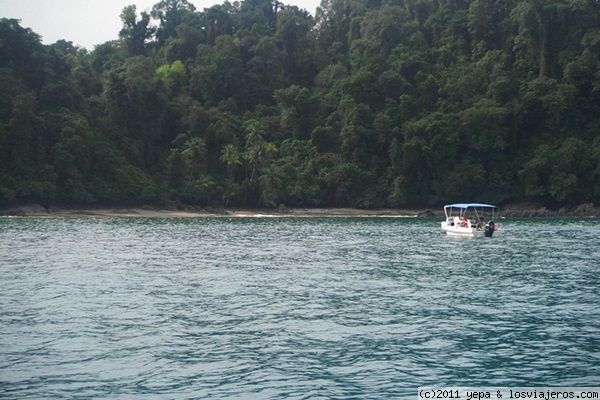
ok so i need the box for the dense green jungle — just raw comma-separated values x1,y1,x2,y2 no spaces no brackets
1,0,599,210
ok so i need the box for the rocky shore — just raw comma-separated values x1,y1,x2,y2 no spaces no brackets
1,202,598,218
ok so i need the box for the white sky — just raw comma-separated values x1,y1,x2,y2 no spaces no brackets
0,0,322,50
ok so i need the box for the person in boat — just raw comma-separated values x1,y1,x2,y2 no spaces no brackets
460,216,470,228
477,218,485,230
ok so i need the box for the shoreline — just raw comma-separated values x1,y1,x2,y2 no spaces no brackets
0,202,598,218
1,205,427,218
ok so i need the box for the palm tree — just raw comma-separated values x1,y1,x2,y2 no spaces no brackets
245,119,265,147
259,164,284,207
181,136,206,188
220,143,242,181
220,143,242,206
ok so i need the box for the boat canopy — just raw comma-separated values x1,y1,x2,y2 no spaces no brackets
443,203,499,219
444,203,498,210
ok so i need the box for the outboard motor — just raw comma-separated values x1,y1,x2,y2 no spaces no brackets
485,220,495,237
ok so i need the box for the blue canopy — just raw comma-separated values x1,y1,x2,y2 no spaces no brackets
444,203,498,209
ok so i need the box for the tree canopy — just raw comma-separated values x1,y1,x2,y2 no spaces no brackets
1,0,599,209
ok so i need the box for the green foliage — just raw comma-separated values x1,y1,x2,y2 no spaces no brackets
156,60,187,92
519,137,594,203
151,0,197,44
119,6,156,55
1,1,599,209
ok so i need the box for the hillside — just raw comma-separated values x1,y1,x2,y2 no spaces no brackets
1,0,599,210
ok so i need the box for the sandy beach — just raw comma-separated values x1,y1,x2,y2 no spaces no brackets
0,204,429,218
1,202,598,218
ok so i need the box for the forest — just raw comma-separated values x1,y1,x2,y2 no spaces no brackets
1,0,599,210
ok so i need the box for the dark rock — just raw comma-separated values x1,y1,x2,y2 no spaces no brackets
0,203,47,216
418,209,436,217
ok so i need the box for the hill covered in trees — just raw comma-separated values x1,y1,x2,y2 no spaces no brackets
1,0,599,210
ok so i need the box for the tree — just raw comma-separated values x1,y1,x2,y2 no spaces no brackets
220,143,242,205
519,138,592,203
274,85,314,139
400,112,459,205
359,5,414,64
204,4,234,45
220,143,242,181
191,35,246,107
276,6,318,85
156,60,187,93
119,5,156,55
259,164,284,207
151,0,197,43
105,56,168,168
3,93,57,203
0,18,46,92
236,0,278,35
246,37,286,105
181,136,207,188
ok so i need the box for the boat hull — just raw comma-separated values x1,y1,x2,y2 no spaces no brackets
441,222,499,238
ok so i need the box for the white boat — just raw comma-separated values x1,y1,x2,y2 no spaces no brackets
441,203,501,238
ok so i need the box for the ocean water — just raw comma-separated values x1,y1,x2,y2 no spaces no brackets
1,216,599,399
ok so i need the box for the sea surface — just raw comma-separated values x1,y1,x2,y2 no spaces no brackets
1,216,599,399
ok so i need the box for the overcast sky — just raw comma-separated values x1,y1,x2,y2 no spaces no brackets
1,0,322,50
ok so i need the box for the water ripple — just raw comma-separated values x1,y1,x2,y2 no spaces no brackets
1,217,599,398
